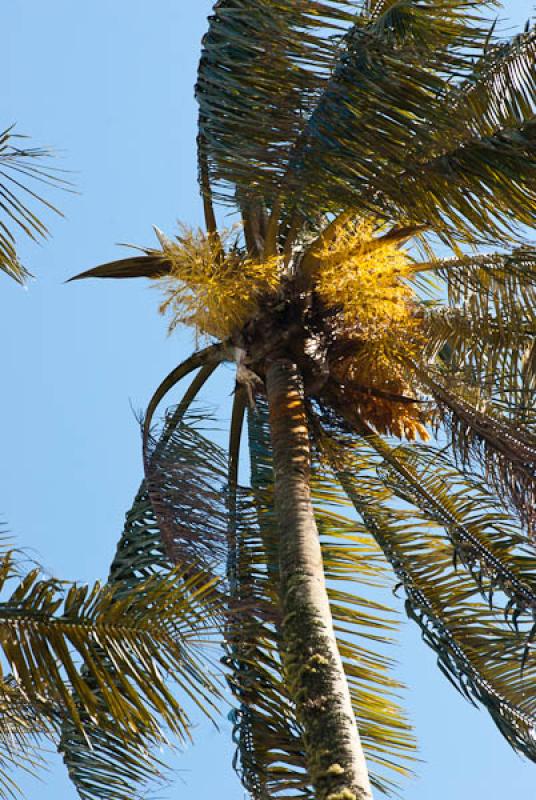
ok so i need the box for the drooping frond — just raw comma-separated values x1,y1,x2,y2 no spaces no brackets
225,488,309,799
414,367,536,537
310,467,417,795
427,247,536,317
196,1,359,206
0,679,59,800
144,408,230,578
0,126,66,283
226,403,308,799
396,117,536,243
361,433,536,622
235,401,416,797
316,426,536,761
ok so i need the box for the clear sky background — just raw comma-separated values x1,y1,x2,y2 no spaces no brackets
3,2,535,798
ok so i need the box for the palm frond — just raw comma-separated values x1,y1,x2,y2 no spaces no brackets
234,400,416,797
368,435,536,621
0,126,66,283
426,247,536,318
395,117,536,243
423,303,535,400
310,466,417,795
196,0,359,208
59,486,172,800
62,400,226,799
0,679,60,800
316,427,536,761
280,1,493,231
227,403,308,799
434,24,536,146
0,552,218,739
416,367,536,536
144,408,229,577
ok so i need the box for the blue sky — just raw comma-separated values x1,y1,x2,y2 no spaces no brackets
3,2,534,798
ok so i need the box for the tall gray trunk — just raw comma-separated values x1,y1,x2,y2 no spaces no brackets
265,358,373,800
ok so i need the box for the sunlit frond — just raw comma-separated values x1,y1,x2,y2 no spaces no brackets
238,401,416,797
316,427,536,761
0,126,66,283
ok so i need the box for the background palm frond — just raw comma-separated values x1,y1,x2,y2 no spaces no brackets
144,408,229,578
0,126,66,283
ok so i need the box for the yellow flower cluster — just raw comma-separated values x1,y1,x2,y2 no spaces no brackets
315,219,414,336
157,226,281,340
315,219,429,440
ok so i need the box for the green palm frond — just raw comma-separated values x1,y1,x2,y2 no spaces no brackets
237,401,416,797
226,490,308,799
414,368,536,535
0,126,66,283
196,0,359,209
420,247,536,309
317,429,536,761
59,486,172,800
60,721,169,800
434,24,536,144
424,248,536,395
423,302,535,401
60,402,227,799
395,117,536,243
0,552,219,737
286,1,490,220
369,438,536,620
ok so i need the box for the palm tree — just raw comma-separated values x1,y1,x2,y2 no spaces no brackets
71,2,536,799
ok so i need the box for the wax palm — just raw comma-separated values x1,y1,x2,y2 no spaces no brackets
70,2,536,799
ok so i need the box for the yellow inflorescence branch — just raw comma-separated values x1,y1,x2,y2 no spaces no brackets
314,219,430,441
156,225,281,341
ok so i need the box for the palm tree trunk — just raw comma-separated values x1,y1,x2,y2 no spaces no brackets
265,358,373,800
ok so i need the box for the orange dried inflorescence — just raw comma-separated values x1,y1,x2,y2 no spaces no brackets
315,219,430,440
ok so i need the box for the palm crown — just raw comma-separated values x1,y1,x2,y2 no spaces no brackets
65,2,536,799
